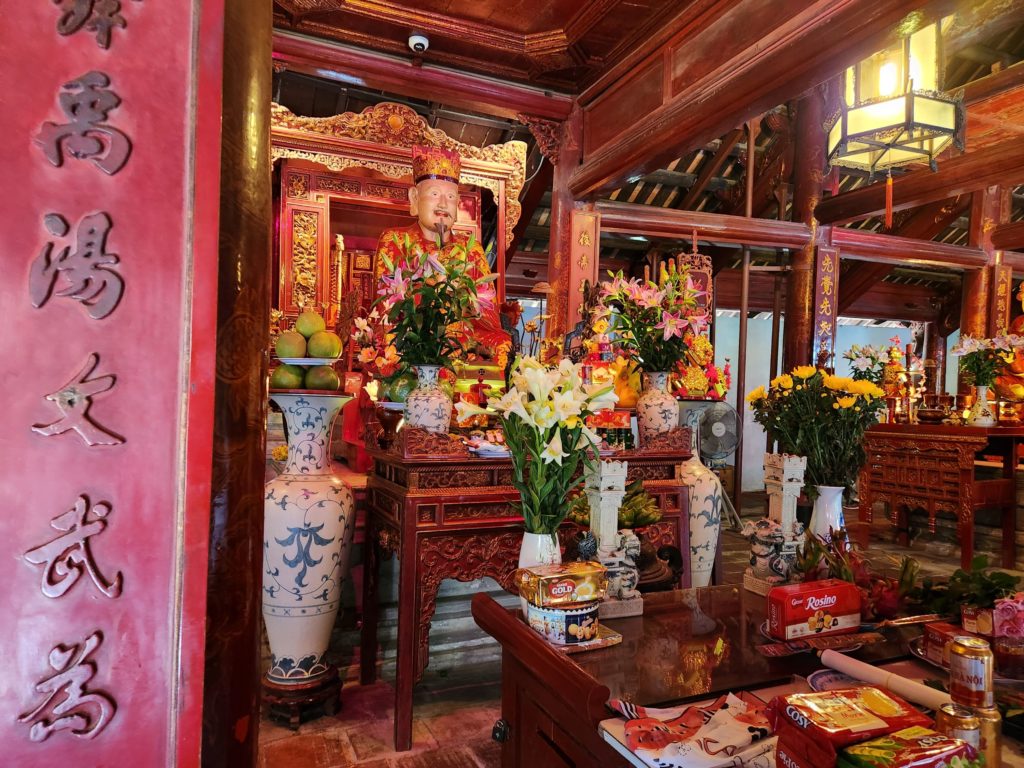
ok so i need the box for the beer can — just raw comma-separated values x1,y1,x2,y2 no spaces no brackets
934,702,980,752
973,705,1002,768
949,635,994,708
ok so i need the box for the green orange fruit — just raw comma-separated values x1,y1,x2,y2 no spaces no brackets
304,365,340,391
307,330,342,358
270,364,305,390
295,311,326,339
275,330,307,359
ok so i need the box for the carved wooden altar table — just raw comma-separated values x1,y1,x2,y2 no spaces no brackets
360,433,692,751
858,423,1024,570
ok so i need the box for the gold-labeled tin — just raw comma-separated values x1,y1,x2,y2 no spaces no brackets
516,561,607,609
949,635,994,708
973,705,1002,768
934,702,980,752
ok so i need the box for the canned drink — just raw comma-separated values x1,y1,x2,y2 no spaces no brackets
934,702,980,752
973,705,1002,768
949,635,994,708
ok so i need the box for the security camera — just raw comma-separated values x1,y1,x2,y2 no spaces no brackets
409,34,429,54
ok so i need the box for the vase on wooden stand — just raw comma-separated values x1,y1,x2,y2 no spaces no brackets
636,371,678,445
969,385,997,427
405,364,452,434
262,391,355,727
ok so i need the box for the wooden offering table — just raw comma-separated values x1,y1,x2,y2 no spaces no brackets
361,429,692,751
472,586,922,768
859,422,1024,569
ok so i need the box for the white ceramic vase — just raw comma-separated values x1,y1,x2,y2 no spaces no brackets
405,364,452,434
969,385,997,427
263,392,355,685
636,371,677,445
518,531,561,615
676,454,723,588
809,485,846,542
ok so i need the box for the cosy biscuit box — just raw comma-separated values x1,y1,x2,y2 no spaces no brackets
767,579,862,641
516,561,607,608
922,621,966,666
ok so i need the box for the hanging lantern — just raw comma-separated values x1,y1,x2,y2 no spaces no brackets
825,22,964,177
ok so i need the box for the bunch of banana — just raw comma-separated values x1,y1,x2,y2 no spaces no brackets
564,481,662,528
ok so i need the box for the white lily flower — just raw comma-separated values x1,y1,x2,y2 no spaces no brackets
552,388,585,422
454,400,489,423
540,431,568,465
490,388,530,421
527,400,558,430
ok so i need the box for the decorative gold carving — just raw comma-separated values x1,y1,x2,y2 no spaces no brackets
443,502,516,521
418,505,437,523
365,182,408,201
516,114,563,164
577,253,588,269
378,525,399,558
637,520,676,549
271,102,525,246
355,254,371,270
412,470,491,490
315,176,361,194
389,427,470,459
577,230,592,247
641,427,693,452
286,173,309,198
291,210,318,310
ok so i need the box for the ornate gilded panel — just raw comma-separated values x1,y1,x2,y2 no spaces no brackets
290,210,318,311
286,172,309,199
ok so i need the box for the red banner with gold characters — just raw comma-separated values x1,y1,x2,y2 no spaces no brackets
812,247,840,367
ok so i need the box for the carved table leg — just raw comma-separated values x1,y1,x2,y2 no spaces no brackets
393,529,418,752
360,511,379,686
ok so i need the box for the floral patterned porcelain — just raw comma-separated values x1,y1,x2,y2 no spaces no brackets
969,385,997,427
405,364,452,434
676,454,723,588
636,371,678,445
263,392,354,684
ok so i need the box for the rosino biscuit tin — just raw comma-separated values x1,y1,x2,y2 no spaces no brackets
525,601,600,645
767,579,862,641
516,561,607,609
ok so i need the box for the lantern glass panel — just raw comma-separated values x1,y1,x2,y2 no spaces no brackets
848,98,904,136
908,25,939,91
913,95,954,130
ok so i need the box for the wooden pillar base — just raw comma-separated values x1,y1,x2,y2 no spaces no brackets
262,667,341,730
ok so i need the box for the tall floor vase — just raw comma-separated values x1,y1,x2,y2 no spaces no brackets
676,455,723,588
263,392,354,686
405,364,452,434
809,485,845,542
636,371,677,445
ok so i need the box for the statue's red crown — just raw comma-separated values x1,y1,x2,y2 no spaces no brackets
412,145,461,184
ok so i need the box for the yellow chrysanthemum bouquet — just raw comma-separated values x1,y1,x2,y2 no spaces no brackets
747,366,885,495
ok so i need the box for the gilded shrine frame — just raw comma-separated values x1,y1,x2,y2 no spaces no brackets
271,102,527,314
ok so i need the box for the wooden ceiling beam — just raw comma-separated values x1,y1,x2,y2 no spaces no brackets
836,195,971,311
678,128,744,210
814,139,1024,224
992,220,1024,251
963,60,1024,105
272,31,572,120
597,200,810,249
569,0,958,197
829,226,986,269
506,160,553,266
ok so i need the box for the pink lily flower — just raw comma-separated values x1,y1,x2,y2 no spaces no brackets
655,310,686,340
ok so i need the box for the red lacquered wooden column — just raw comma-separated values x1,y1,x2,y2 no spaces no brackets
545,105,581,347
202,0,272,765
784,85,826,370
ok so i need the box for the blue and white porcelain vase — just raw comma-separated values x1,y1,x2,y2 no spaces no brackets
676,454,723,588
263,392,355,685
405,364,452,434
636,371,677,445
809,485,845,543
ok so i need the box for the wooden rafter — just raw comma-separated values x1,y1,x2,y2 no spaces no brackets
814,139,1024,224
836,196,971,312
570,0,958,196
507,161,553,265
678,128,744,210
992,220,1024,251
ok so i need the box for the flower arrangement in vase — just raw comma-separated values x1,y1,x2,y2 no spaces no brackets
952,334,1024,426
747,367,885,540
455,357,617,566
360,234,496,433
599,262,707,441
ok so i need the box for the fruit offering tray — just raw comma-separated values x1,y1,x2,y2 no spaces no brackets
276,357,341,366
